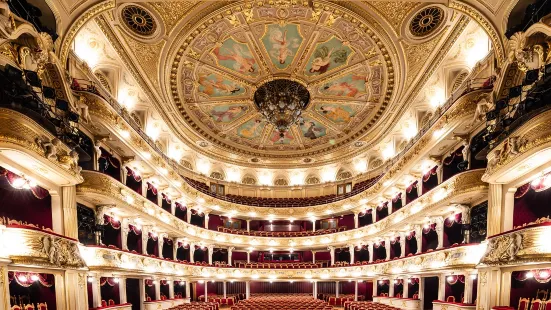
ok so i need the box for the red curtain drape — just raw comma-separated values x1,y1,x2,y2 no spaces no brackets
126,167,142,182
0,167,49,199
8,272,53,287
104,214,121,229
423,166,438,182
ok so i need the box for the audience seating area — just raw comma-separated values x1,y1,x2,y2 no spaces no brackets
344,301,402,310
230,295,332,310
184,175,382,208
217,226,346,237
168,302,219,310
236,262,322,268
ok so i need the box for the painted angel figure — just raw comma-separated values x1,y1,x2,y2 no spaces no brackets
198,74,241,96
213,44,256,73
303,122,323,140
309,46,348,74
269,28,300,65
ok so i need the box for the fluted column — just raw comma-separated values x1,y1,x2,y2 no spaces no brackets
349,244,355,264
61,186,79,239
65,270,88,310
487,183,503,236
185,281,191,299
154,278,161,300
0,262,10,310
384,237,391,261
91,274,102,308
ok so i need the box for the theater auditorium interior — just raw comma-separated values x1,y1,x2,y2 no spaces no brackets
1,0,551,309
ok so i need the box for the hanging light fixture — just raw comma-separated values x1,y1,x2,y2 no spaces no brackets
254,79,310,138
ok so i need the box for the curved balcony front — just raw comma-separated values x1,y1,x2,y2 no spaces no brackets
77,169,487,249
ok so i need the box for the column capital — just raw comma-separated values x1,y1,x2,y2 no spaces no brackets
95,205,115,225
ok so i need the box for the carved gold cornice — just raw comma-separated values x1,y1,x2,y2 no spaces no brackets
81,243,485,280
0,108,83,184
77,169,487,249
0,226,86,270
480,223,551,267
483,108,551,184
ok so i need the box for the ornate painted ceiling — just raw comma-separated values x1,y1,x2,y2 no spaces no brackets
68,0,497,170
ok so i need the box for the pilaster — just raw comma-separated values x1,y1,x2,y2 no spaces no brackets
487,183,503,236
64,270,88,310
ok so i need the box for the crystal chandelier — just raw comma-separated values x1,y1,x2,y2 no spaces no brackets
253,79,311,138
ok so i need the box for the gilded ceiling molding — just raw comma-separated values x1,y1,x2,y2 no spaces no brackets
58,0,116,66
448,0,506,66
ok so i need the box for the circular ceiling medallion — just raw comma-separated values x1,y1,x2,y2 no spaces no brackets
121,5,157,36
409,6,444,37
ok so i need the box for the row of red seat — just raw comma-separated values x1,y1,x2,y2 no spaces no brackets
183,175,382,208
169,302,219,310
235,262,322,269
344,301,402,310
230,295,332,310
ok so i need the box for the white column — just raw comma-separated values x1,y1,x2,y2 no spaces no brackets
385,237,391,261
121,218,130,251
91,274,102,308
204,212,210,229
119,277,128,304
247,251,250,263
417,177,423,197
349,244,355,264
154,279,161,300
190,243,196,263
141,226,150,255
388,200,393,215
487,183,503,236
0,262,9,310
312,219,316,232
389,279,395,297
246,281,250,299
204,281,208,302
228,247,234,266
223,281,227,299
328,246,335,265
418,277,425,302
158,235,164,258
464,274,474,304
436,163,443,184
368,242,374,263
313,281,317,299
435,217,444,249
168,280,175,299
185,281,191,299
399,233,406,258
247,220,250,232
312,251,316,263
61,186,79,239
335,281,340,298
401,191,407,207
371,208,377,223
354,281,359,301
173,238,178,260
403,277,409,299
415,225,422,254
438,274,446,301
207,245,214,265
373,279,378,297
139,278,145,309
187,208,192,223
354,212,359,229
